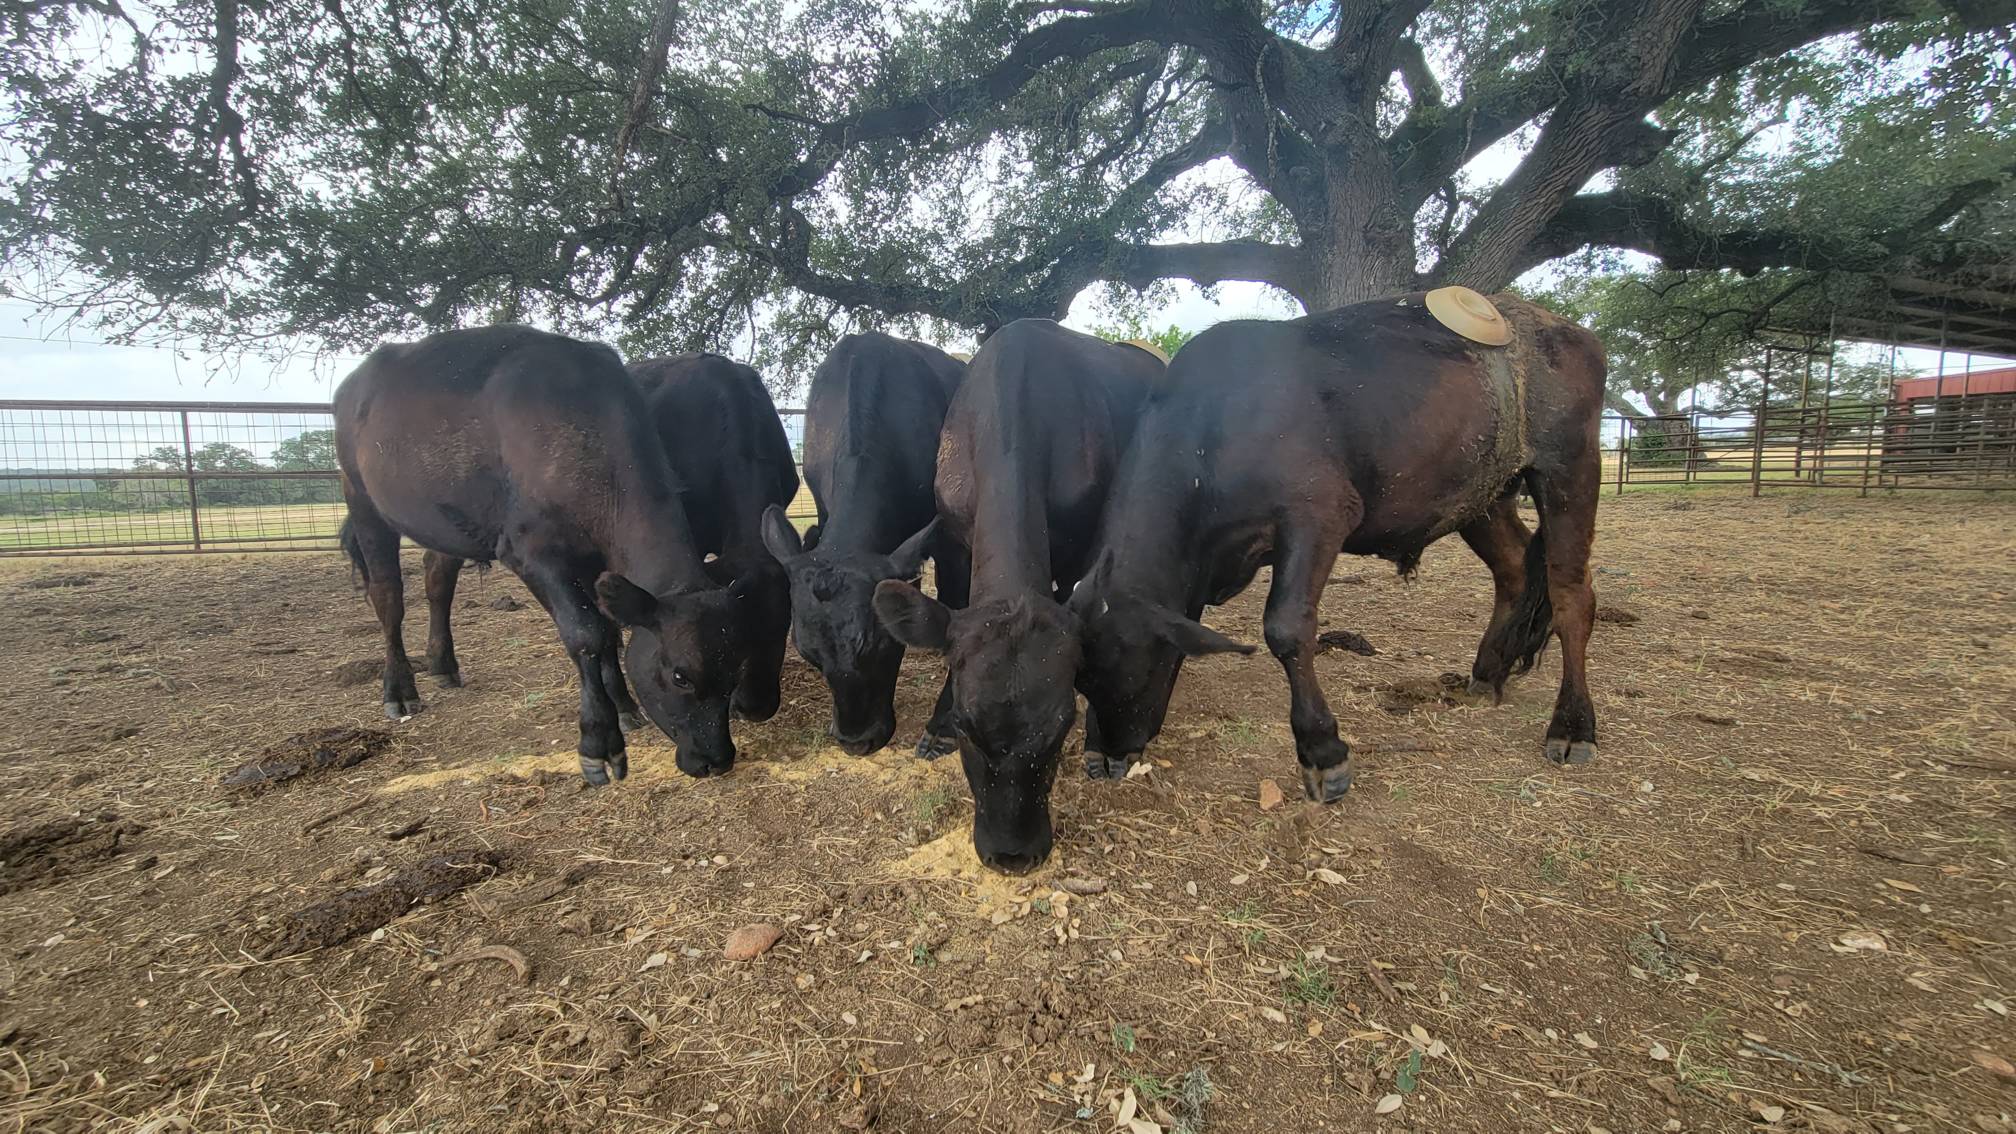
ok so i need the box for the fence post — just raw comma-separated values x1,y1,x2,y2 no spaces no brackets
180,410,204,551
1860,401,1878,497
1750,392,1769,499
1615,417,1629,495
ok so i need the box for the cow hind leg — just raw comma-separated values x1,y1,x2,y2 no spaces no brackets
344,508,422,718
422,551,465,686
1263,505,1357,803
1460,493,1546,700
1527,459,1600,766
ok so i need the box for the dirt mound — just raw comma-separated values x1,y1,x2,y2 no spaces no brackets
260,849,507,958
219,726,391,790
0,812,140,895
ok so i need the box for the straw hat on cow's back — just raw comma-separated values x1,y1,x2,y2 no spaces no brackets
1423,286,1513,347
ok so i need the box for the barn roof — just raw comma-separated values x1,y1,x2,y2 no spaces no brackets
1824,270,2016,357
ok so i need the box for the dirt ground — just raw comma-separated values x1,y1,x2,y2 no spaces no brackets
0,486,2011,1133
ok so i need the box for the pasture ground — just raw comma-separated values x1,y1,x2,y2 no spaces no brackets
0,487,2011,1133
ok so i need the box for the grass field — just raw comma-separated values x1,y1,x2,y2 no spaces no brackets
0,484,826,554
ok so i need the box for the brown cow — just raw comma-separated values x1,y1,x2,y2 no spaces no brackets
1069,292,1606,802
334,325,765,785
874,319,1165,872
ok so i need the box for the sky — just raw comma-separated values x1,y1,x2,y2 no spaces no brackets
2,284,2006,410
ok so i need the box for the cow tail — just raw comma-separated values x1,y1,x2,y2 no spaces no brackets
339,517,370,585
1479,482,1554,697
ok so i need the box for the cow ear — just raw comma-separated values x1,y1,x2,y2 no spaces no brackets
760,505,802,563
596,572,659,627
1152,608,1255,657
885,518,938,580
873,579,951,652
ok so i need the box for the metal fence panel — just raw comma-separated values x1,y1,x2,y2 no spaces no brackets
1607,395,2016,495
4,394,2007,556
0,400,816,557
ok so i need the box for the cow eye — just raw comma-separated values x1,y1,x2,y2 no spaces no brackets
671,668,694,690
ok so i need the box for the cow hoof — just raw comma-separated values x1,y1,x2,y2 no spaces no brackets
432,671,464,688
1299,762,1354,803
619,710,646,734
382,699,423,720
580,751,631,785
914,733,957,760
1084,752,1132,780
1466,676,1496,699
1545,738,1598,766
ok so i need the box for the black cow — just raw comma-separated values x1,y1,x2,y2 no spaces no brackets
758,332,967,756
1069,293,1606,802
632,352,800,724
334,325,765,784
873,320,1164,872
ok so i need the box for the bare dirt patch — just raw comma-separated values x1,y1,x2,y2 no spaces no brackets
0,489,2010,1132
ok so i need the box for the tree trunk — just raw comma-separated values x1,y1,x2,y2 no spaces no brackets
1305,162,1416,310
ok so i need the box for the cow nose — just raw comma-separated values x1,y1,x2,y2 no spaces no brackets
981,848,1048,875
828,719,893,756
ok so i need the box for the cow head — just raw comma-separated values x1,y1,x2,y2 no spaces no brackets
1069,579,1254,766
595,572,760,778
874,583,1079,873
762,505,935,755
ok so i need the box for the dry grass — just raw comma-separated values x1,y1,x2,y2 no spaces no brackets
0,485,2009,1132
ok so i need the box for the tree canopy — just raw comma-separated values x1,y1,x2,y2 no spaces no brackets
1532,265,1911,416
3,0,2013,378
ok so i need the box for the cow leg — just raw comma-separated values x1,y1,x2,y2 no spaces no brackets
347,507,422,719
732,560,788,722
422,551,465,686
604,649,644,733
1264,512,1355,803
1081,704,1132,780
916,538,971,760
520,567,630,786
1458,495,1533,698
1529,456,1600,766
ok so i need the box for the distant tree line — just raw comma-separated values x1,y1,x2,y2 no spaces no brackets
0,431,342,516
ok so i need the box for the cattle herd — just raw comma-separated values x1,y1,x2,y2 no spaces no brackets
332,288,1607,874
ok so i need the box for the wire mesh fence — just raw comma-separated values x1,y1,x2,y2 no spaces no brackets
0,400,817,557
3,394,2007,556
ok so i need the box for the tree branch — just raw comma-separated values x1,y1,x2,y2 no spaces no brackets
609,0,680,210
1511,162,2016,280
1391,38,1441,108
1101,238,1310,296
766,1,1175,199
1392,0,2014,206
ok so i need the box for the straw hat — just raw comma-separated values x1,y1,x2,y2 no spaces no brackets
1423,286,1512,346
1117,338,1171,364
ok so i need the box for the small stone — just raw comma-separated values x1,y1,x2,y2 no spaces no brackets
724,924,782,960
1258,779,1284,811
489,594,525,611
